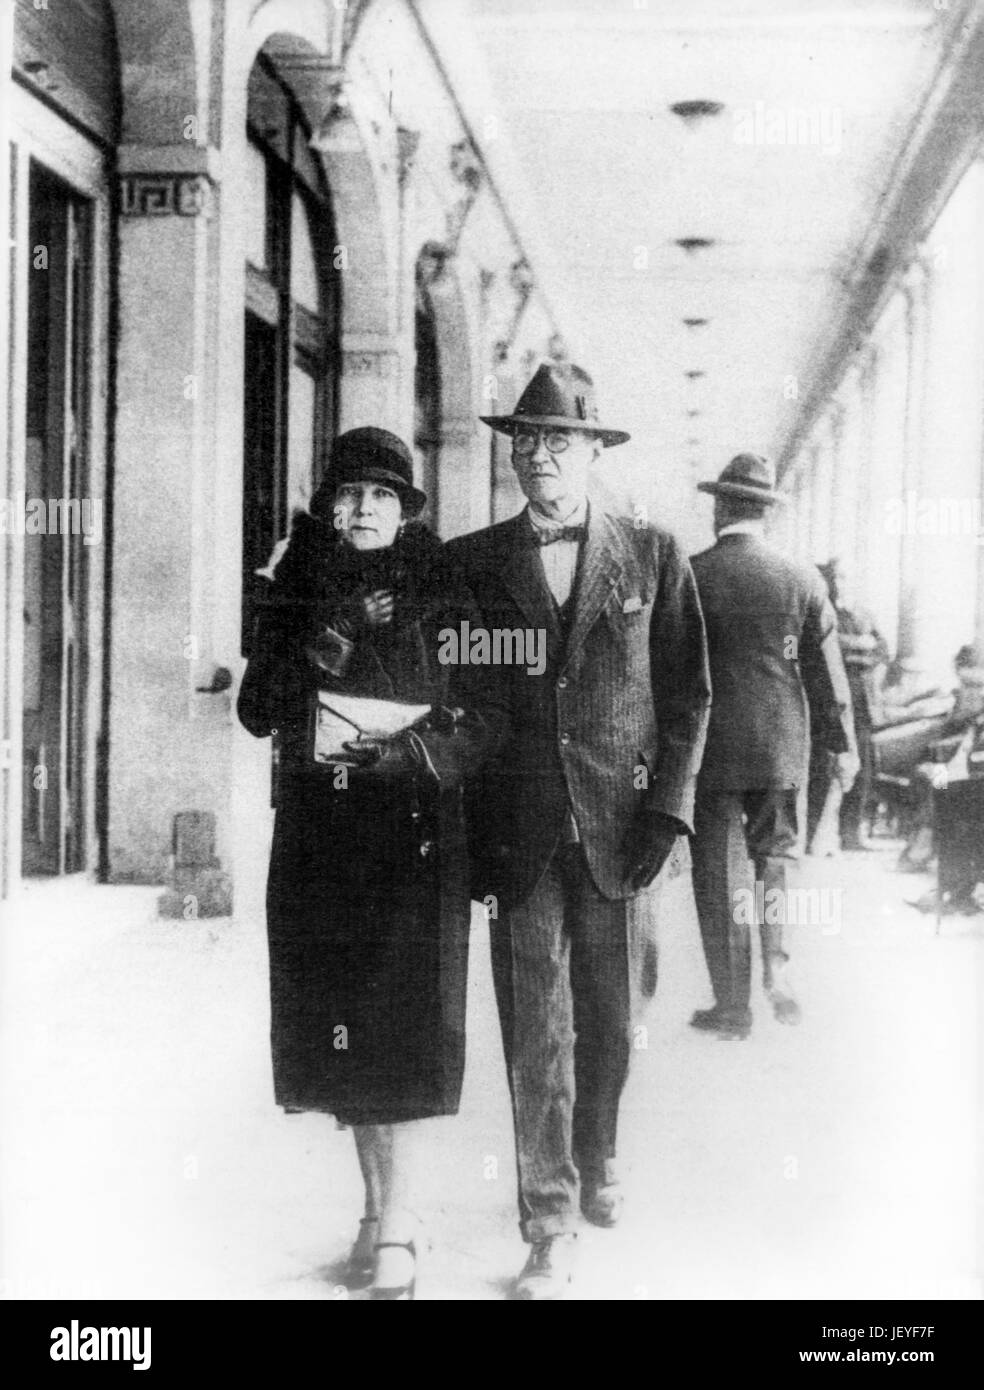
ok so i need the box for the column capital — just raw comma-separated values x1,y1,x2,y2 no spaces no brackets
443,138,485,254
493,259,536,362
117,144,221,179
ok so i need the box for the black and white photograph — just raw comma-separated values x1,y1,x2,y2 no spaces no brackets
0,0,982,1336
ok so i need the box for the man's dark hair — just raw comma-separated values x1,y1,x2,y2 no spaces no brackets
717,494,769,525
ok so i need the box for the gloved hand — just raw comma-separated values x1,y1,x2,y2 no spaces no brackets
341,734,421,777
425,705,466,734
313,588,396,638
623,811,680,892
306,624,355,678
361,589,395,627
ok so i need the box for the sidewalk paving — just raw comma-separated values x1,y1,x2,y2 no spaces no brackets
0,848,980,1301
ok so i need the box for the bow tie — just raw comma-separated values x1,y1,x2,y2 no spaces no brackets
531,525,586,547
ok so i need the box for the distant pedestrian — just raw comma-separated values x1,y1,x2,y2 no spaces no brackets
807,558,889,852
689,454,857,1039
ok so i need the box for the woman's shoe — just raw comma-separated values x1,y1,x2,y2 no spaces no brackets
344,1216,379,1289
369,1240,417,1301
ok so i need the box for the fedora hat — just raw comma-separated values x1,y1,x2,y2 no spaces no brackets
314,426,426,518
480,362,630,447
697,452,784,505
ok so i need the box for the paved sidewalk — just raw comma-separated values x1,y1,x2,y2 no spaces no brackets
0,850,980,1301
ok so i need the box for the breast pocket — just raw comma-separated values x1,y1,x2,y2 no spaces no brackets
605,584,654,635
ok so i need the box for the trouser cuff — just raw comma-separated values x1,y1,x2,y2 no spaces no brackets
521,1213,581,1244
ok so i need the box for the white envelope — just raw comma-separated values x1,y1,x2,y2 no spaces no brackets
313,691,431,763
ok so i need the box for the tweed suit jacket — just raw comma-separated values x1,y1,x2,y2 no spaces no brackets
689,532,856,791
446,504,711,910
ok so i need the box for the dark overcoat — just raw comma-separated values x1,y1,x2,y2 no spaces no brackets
237,517,506,1125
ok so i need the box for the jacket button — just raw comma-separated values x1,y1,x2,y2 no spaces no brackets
560,733,571,746
557,677,568,689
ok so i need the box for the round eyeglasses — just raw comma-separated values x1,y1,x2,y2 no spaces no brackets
512,429,574,457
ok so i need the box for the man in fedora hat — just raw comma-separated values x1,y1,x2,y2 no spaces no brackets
688,453,857,1040
448,362,711,1298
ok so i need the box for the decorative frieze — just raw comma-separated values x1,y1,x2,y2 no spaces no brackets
120,173,213,219
342,349,398,380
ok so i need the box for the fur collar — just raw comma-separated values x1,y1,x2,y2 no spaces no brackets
269,511,454,620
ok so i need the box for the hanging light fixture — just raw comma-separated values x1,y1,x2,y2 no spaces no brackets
676,238,715,256
670,100,724,129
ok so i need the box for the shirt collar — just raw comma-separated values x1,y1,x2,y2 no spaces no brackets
717,521,763,539
527,496,589,535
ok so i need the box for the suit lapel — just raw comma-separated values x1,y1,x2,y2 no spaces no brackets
496,513,564,651
562,506,624,667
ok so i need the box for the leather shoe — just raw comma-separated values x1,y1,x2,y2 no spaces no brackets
580,1180,623,1228
690,1006,752,1040
514,1233,577,1301
763,961,801,1025
765,985,801,1024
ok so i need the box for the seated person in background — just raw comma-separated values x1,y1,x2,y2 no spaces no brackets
870,656,954,728
899,644,984,886
807,559,889,852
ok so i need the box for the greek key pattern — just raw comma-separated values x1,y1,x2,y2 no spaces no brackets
120,175,213,219
342,351,396,380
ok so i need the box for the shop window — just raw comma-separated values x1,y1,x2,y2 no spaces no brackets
12,0,119,877
242,53,339,655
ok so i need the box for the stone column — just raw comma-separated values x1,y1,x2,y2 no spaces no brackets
337,340,405,435
863,289,909,652
895,255,933,664
851,346,879,615
767,467,795,553
830,373,861,588
810,408,841,565
107,151,230,911
795,455,813,563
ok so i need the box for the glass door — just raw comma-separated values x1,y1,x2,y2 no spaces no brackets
21,163,91,875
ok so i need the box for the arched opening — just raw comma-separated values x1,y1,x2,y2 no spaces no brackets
412,246,480,536
240,46,341,655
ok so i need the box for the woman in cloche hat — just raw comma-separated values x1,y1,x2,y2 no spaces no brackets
238,427,503,1299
